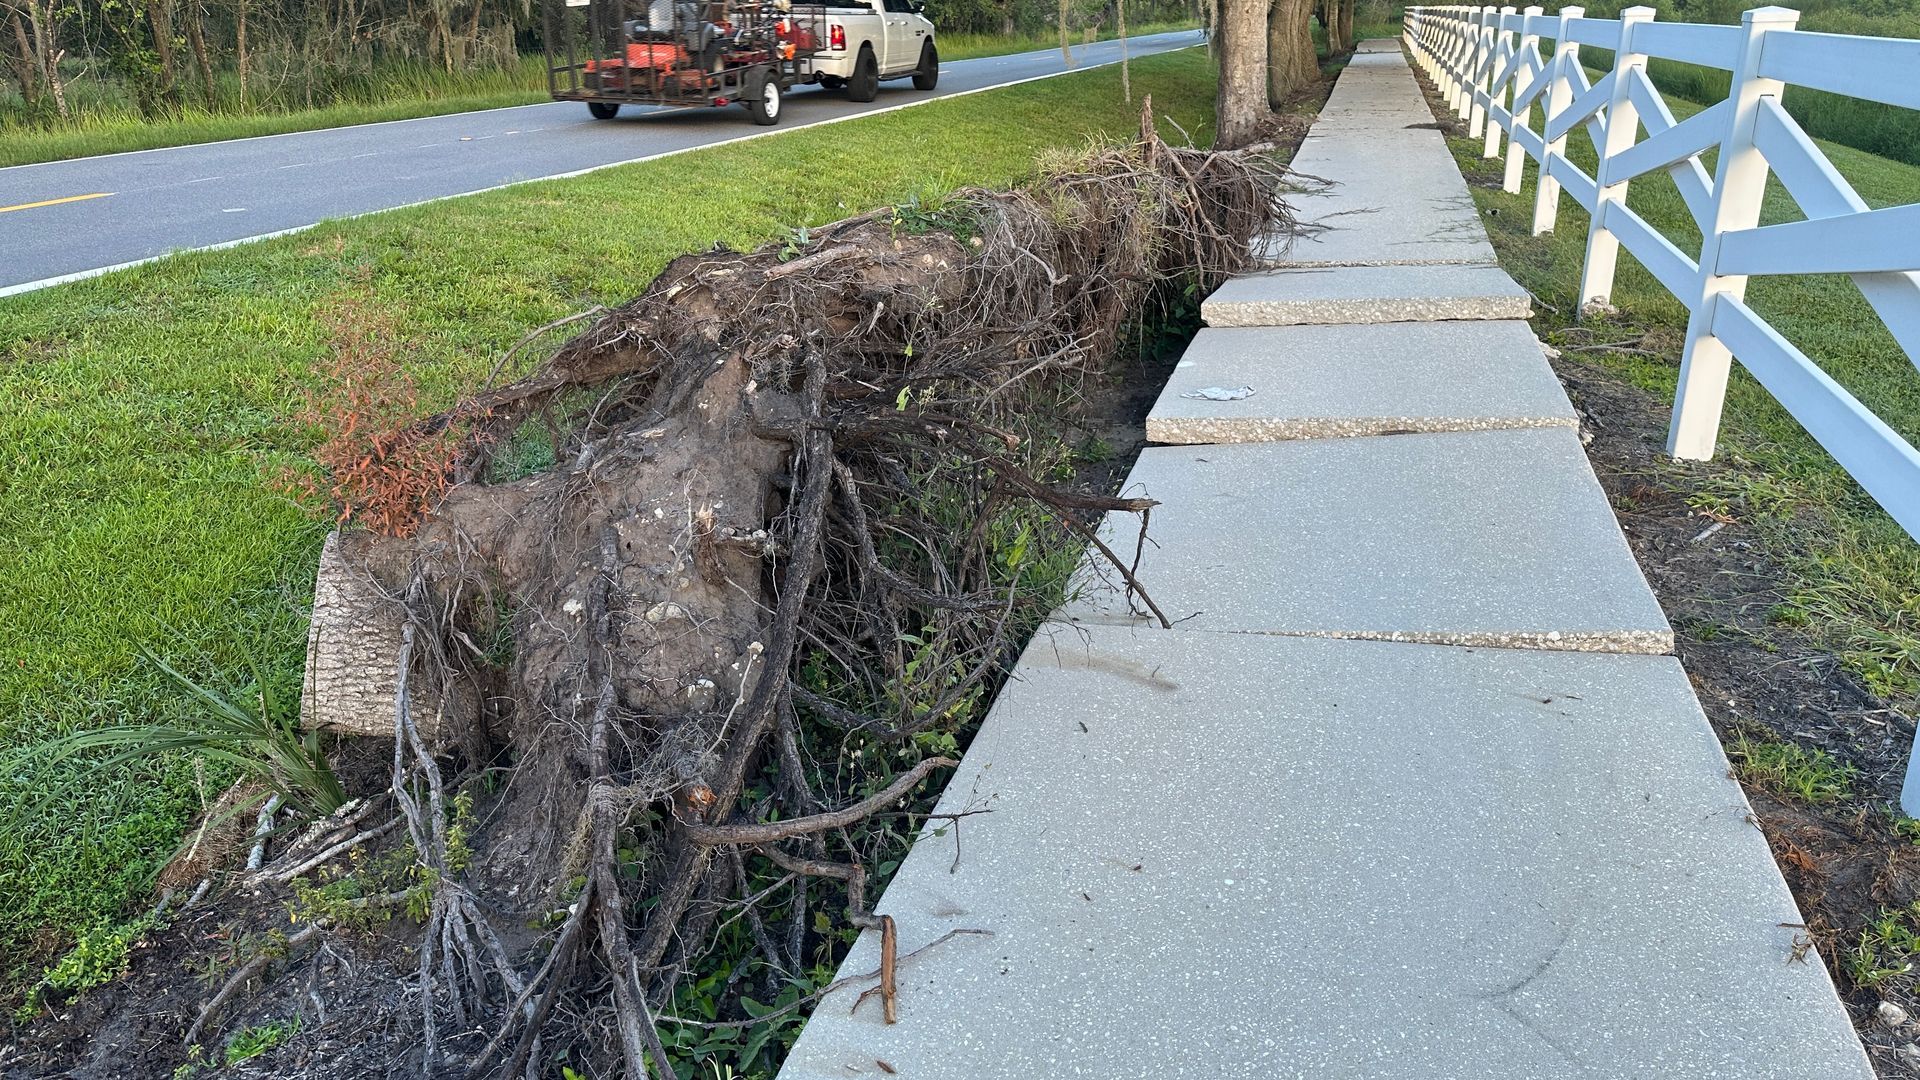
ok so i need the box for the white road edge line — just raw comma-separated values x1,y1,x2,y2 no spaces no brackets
0,33,1196,177
0,38,1199,301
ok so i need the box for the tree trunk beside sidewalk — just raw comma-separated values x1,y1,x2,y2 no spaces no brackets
1214,0,1266,147
1266,0,1315,106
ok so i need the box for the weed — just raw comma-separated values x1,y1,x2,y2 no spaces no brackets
1727,735,1857,805
1848,902,1920,994
224,1017,300,1065
15,911,158,1018
281,293,474,538
10,643,345,838
1893,815,1920,846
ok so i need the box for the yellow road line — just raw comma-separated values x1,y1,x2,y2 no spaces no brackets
0,192,114,214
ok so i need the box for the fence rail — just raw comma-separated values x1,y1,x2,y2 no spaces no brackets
1402,4,1920,811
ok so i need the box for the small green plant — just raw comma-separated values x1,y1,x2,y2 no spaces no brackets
1895,815,1920,846
1847,902,1920,994
16,911,159,1018
288,839,432,932
1727,735,1856,805
1767,603,1811,628
16,644,346,822
171,1046,206,1080
225,1017,300,1065
778,225,811,262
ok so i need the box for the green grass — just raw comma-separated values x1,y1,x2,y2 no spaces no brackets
0,29,1196,169
939,18,1200,60
0,46,1218,1004
1848,901,1920,993
1569,0,1920,166
0,59,553,169
1439,69,1920,708
1727,735,1859,804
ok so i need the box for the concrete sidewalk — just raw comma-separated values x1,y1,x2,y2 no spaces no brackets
778,38,1874,1080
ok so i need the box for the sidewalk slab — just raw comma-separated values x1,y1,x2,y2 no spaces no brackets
778,628,1872,1080
1146,321,1577,443
1060,428,1672,652
1203,263,1531,325
1267,128,1497,266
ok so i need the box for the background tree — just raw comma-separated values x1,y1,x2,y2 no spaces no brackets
1213,0,1265,147
1265,0,1314,105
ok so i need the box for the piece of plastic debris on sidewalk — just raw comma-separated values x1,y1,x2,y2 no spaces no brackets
1181,385,1255,401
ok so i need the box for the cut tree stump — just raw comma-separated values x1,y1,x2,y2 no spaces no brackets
301,530,442,741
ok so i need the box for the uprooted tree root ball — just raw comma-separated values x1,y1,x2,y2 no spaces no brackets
20,109,1294,1079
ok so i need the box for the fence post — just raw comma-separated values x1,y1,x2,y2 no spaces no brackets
1469,6,1498,136
1666,5,1801,460
1449,8,1473,108
1530,6,1582,235
1503,5,1544,193
1483,7,1518,157
1577,6,1654,312
1445,10,1467,110
1461,7,1491,121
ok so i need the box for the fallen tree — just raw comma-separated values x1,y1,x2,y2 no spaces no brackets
24,107,1294,1079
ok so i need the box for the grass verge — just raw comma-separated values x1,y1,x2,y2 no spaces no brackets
0,44,1216,1006
0,28,1196,169
1433,65,1920,712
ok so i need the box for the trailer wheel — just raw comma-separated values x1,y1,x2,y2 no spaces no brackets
847,46,879,102
913,42,938,90
746,72,782,126
820,75,845,89
587,101,620,120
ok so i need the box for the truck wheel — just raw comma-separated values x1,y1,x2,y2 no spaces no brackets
847,47,879,102
587,101,620,120
913,42,938,90
746,72,782,126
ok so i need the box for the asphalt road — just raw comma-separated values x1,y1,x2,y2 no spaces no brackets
0,31,1201,296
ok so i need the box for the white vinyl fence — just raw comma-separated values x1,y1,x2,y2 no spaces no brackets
1401,5,1920,811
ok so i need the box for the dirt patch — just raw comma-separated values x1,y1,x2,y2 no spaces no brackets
1559,354,1920,1078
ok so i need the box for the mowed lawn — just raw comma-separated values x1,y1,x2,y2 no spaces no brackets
0,47,1217,994
1440,70,1920,704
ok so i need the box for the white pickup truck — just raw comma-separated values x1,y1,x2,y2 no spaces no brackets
799,0,939,102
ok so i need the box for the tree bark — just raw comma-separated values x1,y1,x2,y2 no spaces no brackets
1333,0,1354,54
234,0,249,107
1213,0,1266,148
24,0,66,118
148,0,179,100
5,10,38,106
1265,0,1315,107
186,0,215,103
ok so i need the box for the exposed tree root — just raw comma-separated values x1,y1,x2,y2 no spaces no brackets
160,106,1296,1078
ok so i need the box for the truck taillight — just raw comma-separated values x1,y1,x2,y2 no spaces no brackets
830,23,846,49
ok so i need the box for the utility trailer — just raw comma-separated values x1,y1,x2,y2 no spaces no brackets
544,0,938,126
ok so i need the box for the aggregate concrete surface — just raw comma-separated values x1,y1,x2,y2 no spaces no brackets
778,628,1874,1080
1059,429,1674,652
1203,263,1533,326
1145,321,1578,443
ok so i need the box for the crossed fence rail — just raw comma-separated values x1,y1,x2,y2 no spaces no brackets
1401,4,1920,810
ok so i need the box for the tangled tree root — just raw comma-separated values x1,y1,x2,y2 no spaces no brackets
203,104,1294,1078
